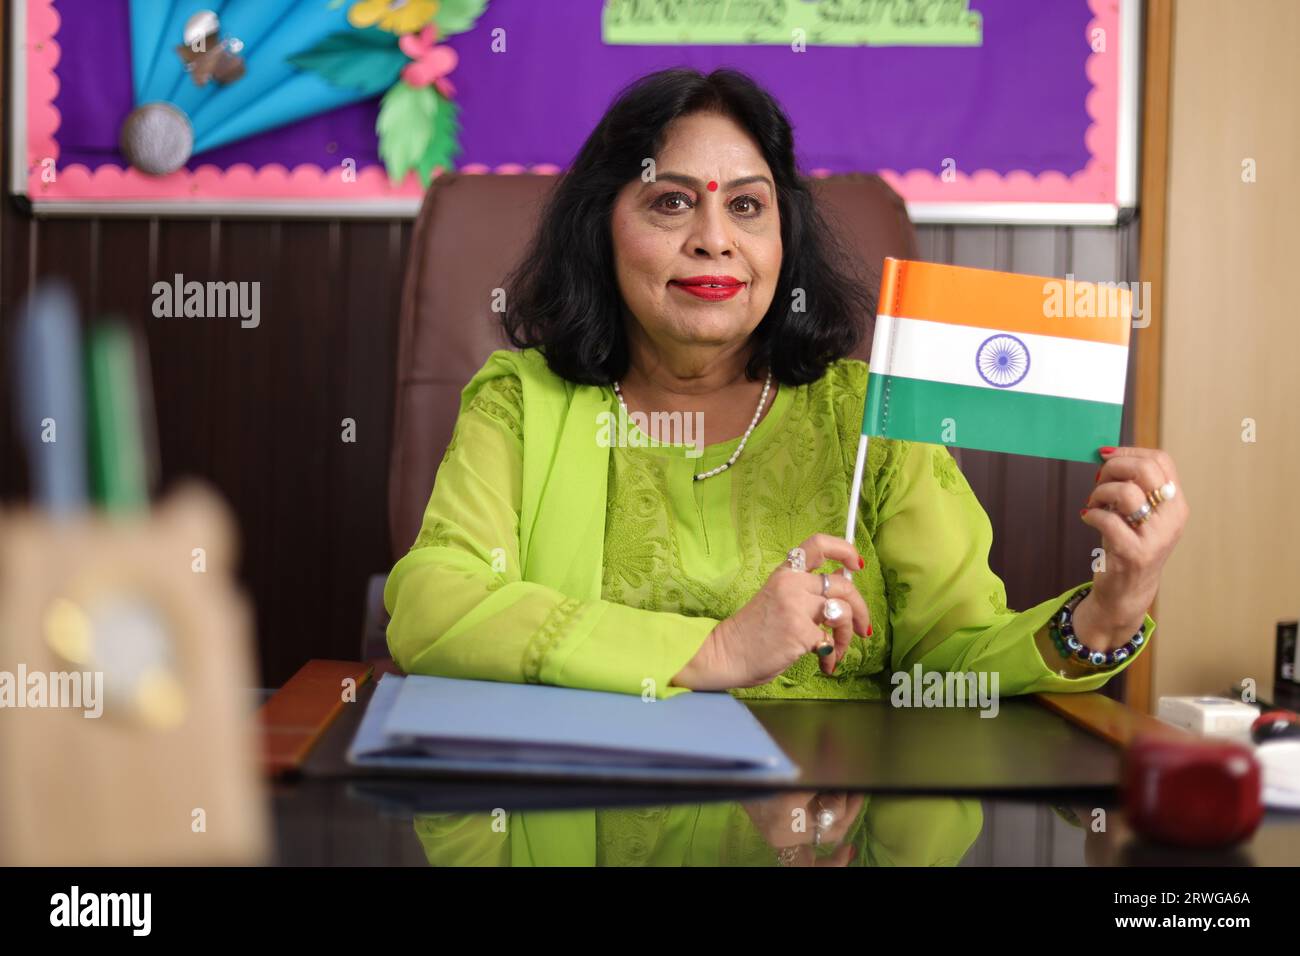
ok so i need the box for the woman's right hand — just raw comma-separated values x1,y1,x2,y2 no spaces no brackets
672,533,872,691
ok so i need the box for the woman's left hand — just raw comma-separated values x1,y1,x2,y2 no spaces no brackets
1077,445,1189,651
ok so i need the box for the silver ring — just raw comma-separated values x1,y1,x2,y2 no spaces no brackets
785,547,807,572
822,598,845,623
813,799,836,845
1126,501,1153,527
820,573,831,597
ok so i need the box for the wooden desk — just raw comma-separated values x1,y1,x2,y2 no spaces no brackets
260,659,1186,793
258,661,1300,866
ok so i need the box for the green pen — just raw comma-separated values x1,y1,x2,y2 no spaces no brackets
85,320,151,513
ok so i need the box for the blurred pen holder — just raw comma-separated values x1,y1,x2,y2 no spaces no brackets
0,484,268,864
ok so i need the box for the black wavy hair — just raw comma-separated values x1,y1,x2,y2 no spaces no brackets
501,67,873,386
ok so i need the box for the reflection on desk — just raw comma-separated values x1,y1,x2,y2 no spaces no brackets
271,777,1300,867
266,671,1300,867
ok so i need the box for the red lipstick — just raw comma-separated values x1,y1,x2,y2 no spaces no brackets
669,275,746,301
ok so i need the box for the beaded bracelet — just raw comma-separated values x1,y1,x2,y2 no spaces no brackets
1047,586,1147,667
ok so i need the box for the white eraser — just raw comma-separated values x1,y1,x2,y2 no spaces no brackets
1156,696,1259,739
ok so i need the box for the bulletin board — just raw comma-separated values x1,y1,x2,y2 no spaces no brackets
10,0,1140,223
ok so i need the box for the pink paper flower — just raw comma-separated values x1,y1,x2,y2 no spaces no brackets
399,25,457,97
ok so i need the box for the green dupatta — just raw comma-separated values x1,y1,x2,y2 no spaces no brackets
459,348,607,865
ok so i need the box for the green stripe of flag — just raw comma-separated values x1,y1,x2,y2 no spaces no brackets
863,374,1121,463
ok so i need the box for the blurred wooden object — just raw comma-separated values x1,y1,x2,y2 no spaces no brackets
0,485,268,865
260,659,373,776
1035,690,1192,749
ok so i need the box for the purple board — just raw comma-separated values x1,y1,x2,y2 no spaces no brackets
23,0,1129,215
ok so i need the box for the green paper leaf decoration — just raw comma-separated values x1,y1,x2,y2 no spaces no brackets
286,27,408,97
417,93,463,185
377,83,438,185
436,0,490,35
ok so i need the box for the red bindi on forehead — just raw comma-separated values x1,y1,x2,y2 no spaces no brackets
706,180,718,192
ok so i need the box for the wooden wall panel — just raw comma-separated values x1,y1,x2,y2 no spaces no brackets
1156,0,1300,703
0,212,412,685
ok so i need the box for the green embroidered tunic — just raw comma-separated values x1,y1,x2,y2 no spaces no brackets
385,347,1152,701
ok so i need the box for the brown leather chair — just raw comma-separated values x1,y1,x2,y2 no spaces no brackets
363,172,921,659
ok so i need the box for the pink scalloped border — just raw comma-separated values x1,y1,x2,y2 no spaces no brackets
867,0,1120,203
23,0,1118,205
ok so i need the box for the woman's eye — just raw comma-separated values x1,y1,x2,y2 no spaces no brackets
731,195,764,216
653,192,693,212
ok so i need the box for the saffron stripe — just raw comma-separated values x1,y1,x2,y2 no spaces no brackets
878,258,1133,347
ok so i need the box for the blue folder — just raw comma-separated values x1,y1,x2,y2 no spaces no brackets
347,674,799,784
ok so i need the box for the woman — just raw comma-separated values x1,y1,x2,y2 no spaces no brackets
384,67,1188,707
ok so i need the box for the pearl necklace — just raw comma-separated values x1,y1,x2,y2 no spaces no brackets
612,370,773,480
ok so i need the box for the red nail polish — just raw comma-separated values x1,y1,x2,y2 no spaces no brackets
1080,508,1089,517
858,556,865,569
867,623,873,636
1094,468,1102,482
1099,446,1116,456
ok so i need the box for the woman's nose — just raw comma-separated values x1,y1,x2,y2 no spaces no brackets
687,200,734,257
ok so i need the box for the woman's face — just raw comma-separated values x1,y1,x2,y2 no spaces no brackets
610,111,782,358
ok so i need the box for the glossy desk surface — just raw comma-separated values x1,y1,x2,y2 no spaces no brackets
268,682,1300,866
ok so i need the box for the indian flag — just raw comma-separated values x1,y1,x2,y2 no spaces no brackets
861,258,1132,464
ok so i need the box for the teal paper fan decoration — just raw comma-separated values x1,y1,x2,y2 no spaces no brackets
121,0,483,182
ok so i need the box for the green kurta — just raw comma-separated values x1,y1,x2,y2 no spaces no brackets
384,346,1153,866
385,346,1153,700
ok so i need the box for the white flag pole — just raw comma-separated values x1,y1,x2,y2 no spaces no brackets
843,297,896,575
842,432,870,578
